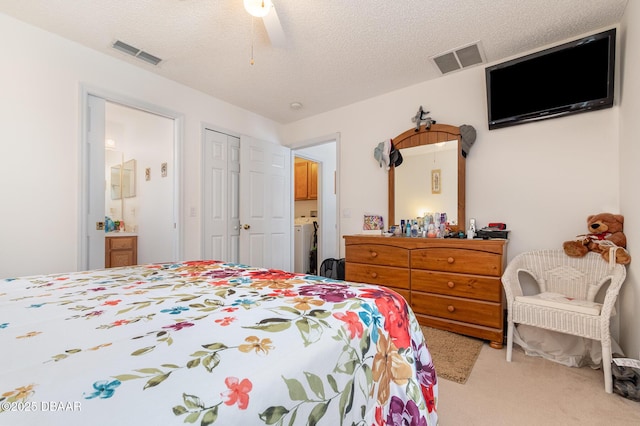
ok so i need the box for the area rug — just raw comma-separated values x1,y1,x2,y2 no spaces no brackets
421,326,484,384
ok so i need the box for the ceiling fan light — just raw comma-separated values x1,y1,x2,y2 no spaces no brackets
244,0,273,18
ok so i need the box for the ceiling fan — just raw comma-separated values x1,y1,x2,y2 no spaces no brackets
243,0,286,48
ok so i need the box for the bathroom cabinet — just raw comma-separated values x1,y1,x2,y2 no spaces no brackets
105,234,138,268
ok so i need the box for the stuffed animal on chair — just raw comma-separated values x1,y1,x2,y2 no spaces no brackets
563,213,631,265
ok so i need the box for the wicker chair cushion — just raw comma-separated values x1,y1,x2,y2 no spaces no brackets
515,292,602,316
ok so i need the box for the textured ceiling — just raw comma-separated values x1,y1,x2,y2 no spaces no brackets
0,0,628,124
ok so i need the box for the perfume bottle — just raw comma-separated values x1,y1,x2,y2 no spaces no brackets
467,218,477,239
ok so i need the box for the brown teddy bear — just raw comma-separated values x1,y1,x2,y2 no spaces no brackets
563,213,631,265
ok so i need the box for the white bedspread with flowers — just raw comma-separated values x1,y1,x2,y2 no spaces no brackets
0,260,437,425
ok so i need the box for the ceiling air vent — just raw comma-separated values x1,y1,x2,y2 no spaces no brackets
112,40,162,66
431,41,485,75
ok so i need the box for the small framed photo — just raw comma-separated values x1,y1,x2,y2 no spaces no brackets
145,167,151,181
161,162,167,178
431,169,441,194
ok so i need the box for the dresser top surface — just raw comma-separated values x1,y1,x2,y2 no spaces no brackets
344,234,507,253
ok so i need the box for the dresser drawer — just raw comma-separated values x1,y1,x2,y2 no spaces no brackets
411,293,502,329
411,270,502,302
411,248,502,276
345,263,409,289
345,244,409,268
108,236,136,250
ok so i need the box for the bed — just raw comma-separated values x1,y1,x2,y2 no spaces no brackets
0,260,438,425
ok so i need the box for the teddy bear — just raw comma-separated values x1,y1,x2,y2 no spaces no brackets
563,213,631,265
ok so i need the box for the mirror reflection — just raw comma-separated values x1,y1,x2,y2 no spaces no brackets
394,140,458,223
388,123,465,231
110,159,136,200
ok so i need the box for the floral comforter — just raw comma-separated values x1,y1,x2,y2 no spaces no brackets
0,261,438,425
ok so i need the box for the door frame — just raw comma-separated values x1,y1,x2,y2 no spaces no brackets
78,84,184,270
289,133,341,263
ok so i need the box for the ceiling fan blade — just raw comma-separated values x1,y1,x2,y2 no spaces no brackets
262,4,286,48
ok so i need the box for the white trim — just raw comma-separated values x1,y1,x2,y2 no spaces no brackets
78,84,184,270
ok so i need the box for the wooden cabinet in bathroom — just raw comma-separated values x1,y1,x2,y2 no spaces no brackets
105,235,138,268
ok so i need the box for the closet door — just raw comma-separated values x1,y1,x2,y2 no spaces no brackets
203,129,240,262
239,135,292,270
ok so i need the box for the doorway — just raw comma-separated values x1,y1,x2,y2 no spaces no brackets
79,88,182,271
105,102,175,265
292,137,339,271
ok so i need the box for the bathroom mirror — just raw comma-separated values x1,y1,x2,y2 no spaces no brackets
122,159,136,198
110,159,136,200
389,123,465,230
110,164,122,200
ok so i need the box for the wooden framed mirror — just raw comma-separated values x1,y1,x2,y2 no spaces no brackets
388,123,465,231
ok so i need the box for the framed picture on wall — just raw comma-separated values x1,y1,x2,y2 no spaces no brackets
431,169,441,194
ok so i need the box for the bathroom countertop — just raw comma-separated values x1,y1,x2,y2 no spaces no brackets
105,232,137,237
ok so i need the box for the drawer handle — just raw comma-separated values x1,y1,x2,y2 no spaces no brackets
447,305,455,313
371,272,378,278
370,251,378,258
447,281,455,288
447,257,455,264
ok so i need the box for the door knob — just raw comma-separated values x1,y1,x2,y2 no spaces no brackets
243,224,251,230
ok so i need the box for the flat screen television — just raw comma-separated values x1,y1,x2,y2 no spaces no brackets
485,28,616,130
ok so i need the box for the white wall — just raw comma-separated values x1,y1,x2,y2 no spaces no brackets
283,46,619,261
620,3,640,359
281,27,640,356
0,13,281,277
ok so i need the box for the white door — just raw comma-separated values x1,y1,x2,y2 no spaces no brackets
240,136,292,270
203,129,240,262
86,95,106,270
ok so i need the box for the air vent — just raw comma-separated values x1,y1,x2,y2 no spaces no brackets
112,40,162,66
431,41,485,75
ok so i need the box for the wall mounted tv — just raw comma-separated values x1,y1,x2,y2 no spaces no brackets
486,28,616,130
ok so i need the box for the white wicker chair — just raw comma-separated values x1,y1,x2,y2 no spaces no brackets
502,249,626,393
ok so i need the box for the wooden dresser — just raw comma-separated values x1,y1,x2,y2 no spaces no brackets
344,235,507,348
105,234,138,268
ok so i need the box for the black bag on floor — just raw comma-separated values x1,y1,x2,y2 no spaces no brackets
319,258,345,280
612,357,640,401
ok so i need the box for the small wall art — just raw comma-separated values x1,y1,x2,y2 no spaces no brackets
145,167,151,181
161,162,167,178
431,169,441,194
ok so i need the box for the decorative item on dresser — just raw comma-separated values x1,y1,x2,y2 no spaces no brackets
344,235,508,348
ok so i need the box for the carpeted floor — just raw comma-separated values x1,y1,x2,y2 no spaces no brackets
421,326,484,384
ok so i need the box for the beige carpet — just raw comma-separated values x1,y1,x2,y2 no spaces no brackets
421,326,483,384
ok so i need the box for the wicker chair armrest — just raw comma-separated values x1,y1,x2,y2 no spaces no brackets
599,267,627,318
502,263,540,302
